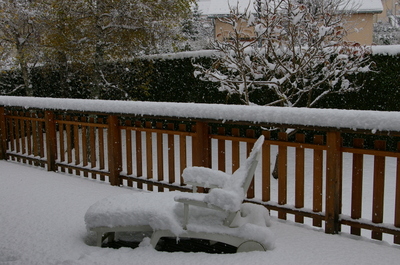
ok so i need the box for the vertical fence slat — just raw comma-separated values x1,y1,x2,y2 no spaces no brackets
146,121,153,191
81,117,88,178
26,114,32,162
313,135,324,227
125,120,133,187
278,132,288,220
125,121,133,176
98,118,105,181
262,131,271,202
66,116,73,174
295,133,305,223
351,138,364,236
20,116,26,159
74,116,80,176
38,114,45,161
59,116,65,173
89,117,97,179
45,111,56,171
218,127,226,172
325,131,341,234
194,122,210,168
372,140,386,240
15,113,20,160
232,128,240,172
167,123,175,188
156,122,164,192
0,107,6,159
135,121,143,189
246,129,255,199
395,142,400,244
108,115,122,186
179,124,187,186
8,116,14,154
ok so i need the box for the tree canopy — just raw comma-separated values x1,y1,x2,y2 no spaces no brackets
0,0,194,97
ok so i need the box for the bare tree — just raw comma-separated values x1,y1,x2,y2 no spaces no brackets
195,0,372,178
0,0,41,96
196,0,371,107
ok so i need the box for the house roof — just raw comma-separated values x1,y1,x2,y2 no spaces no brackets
196,0,383,16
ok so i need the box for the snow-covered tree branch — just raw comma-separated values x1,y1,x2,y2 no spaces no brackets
195,0,372,107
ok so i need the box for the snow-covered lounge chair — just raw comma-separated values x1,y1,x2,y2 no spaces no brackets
84,135,275,252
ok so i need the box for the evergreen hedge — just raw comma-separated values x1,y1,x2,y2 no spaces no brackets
1,52,399,111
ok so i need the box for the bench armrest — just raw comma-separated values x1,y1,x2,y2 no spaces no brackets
182,167,231,192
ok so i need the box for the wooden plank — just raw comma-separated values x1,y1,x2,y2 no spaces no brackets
89,117,97,179
26,114,32,160
351,138,364,236
156,122,164,192
98,118,105,181
341,147,400,159
194,121,210,168
58,116,65,173
38,113,45,160
278,132,288,220
146,121,153,191
8,117,15,153
81,117,88,178
325,131,342,234
74,116,80,176
231,128,240,172
262,131,271,202
45,111,57,171
246,129,255,199
0,107,7,159
125,121,133,176
135,121,143,189
395,142,400,244
124,120,133,187
168,123,175,187
20,115,26,158
107,115,122,186
179,124,187,186
372,140,386,240
212,134,326,151
295,133,305,223
15,113,20,161
313,135,324,227
217,127,226,172
66,116,72,174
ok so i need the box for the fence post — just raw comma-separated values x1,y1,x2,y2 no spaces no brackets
194,121,210,168
0,107,6,160
45,111,57,171
325,131,342,234
108,115,122,186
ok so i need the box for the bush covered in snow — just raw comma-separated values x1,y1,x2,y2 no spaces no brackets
1,50,400,111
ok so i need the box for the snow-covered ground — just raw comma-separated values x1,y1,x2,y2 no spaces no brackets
1,160,399,265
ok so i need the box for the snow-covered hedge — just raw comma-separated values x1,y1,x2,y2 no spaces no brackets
1,47,400,111
1,96,400,133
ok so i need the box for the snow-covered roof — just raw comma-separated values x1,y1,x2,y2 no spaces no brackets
197,0,383,16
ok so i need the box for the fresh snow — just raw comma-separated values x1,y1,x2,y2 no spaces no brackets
196,0,383,16
1,96,400,133
1,160,400,264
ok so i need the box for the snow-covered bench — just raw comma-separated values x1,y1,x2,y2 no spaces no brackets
84,135,275,252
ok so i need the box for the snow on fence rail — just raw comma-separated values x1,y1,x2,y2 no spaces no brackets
0,96,400,245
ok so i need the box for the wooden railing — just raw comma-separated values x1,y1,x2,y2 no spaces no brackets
0,97,400,245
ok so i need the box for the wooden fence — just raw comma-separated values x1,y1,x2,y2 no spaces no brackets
0,103,399,245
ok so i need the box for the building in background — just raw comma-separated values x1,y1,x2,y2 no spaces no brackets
197,0,383,45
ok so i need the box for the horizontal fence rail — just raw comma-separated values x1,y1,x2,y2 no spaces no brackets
1,101,400,245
